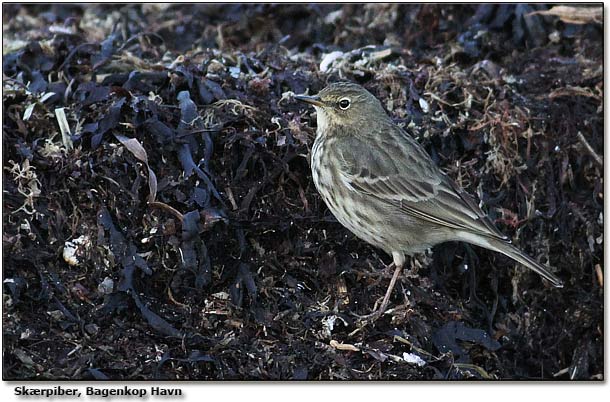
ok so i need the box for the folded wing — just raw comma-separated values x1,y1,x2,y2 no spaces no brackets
335,122,508,241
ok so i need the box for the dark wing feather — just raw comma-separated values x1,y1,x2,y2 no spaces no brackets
335,121,507,240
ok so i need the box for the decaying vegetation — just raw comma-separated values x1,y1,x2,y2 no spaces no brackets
2,4,603,380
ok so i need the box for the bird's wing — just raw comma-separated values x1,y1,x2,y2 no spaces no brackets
335,122,507,240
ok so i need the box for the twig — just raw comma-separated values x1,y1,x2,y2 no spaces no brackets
577,131,603,167
149,201,184,223
54,108,73,151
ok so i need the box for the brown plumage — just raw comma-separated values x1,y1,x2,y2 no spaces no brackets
296,82,562,320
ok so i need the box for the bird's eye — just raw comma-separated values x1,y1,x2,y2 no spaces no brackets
338,98,351,110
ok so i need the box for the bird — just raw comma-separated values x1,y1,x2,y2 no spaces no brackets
295,82,563,321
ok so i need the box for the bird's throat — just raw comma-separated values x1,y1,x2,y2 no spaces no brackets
314,107,330,137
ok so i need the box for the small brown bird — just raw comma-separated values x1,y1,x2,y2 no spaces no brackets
296,82,563,320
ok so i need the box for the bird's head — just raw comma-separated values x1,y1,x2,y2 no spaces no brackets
295,82,388,132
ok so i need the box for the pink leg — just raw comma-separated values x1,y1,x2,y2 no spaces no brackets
357,252,405,322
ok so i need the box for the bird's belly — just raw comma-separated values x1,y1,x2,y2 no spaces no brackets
312,162,398,251
312,141,441,254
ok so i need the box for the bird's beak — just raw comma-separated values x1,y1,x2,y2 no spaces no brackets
295,94,323,107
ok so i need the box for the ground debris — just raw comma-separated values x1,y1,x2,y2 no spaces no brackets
2,4,602,380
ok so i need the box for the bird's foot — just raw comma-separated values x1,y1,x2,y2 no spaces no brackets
351,296,392,324
352,308,385,324
352,261,404,325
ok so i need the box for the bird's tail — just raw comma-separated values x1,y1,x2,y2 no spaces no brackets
461,235,564,288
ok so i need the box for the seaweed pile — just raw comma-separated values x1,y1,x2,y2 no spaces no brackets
2,4,603,379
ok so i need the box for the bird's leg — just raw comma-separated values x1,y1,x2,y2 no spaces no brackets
374,259,404,317
356,252,405,322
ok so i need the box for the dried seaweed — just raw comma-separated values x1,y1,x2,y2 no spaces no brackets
2,4,602,380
